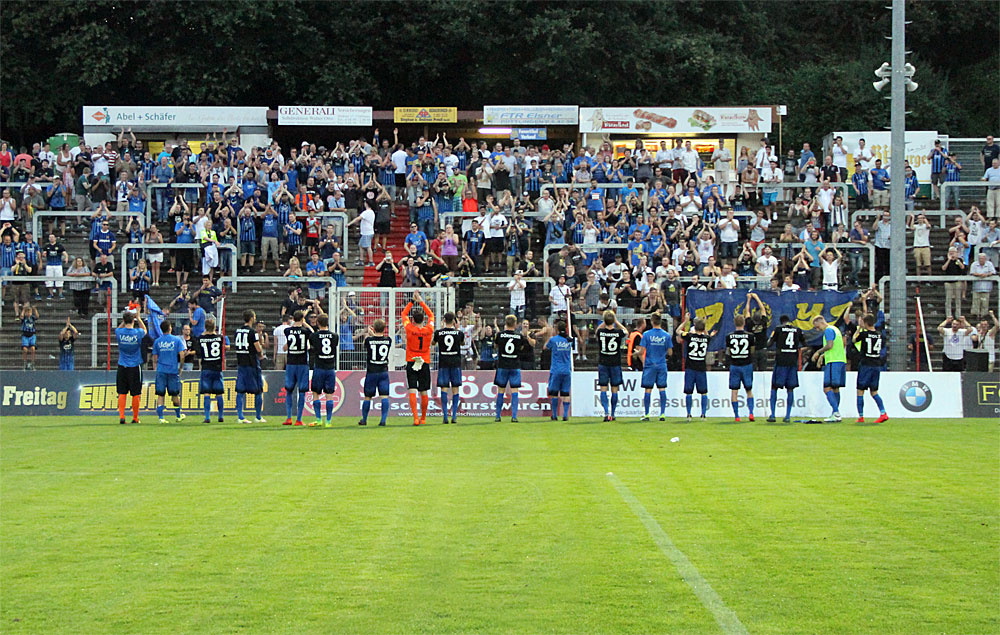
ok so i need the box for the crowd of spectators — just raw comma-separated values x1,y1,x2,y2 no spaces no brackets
1,130,998,371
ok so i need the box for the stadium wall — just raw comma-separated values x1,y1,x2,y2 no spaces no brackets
0,371,970,419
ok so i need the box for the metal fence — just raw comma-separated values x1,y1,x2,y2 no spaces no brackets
328,286,454,371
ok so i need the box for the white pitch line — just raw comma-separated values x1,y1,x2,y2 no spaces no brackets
607,473,749,635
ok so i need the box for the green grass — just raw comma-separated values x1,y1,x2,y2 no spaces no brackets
1,415,997,634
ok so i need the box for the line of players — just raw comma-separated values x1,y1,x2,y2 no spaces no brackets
111,292,889,425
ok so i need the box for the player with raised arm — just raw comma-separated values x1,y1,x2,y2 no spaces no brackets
596,310,628,421
811,314,847,422
403,291,435,426
309,314,340,427
853,314,889,424
677,316,715,421
282,310,313,426
234,309,266,424
493,314,524,422
197,317,228,423
545,320,574,421
361,319,392,426
115,311,147,424
434,312,465,424
726,294,759,422
151,320,187,424
768,315,803,422
636,313,672,421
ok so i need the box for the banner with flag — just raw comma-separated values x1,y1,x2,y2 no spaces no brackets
684,289,858,350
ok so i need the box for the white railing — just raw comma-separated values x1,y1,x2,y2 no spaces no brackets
0,275,118,329
940,181,992,211
120,243,237,291
32,210,145,242
850,208,963,229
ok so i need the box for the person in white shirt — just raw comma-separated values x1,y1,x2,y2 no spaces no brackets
754,140,777,170
906,213,933,276
714,263,738,289
680,184,702,215
507,271,527,318
711,139,732,198
780,273,801,292
748,209,770,250
760,159,782,218
717,210,740,262
819,245,842,290
755,246,779,279
347,203,376,266
816,179,836,213
549,275,572,317
272,317,290,370
853,138,874,173
969,252,998,317
655,140,673,172
680,141,700,182
937,316,972,371
970,312,998,372
829,136,850,181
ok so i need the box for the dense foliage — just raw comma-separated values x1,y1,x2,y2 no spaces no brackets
2,0,996,146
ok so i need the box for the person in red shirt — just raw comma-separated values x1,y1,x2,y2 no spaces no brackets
402,291,435,425
304,211,321,251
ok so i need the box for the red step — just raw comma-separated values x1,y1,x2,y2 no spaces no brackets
362,203,412,286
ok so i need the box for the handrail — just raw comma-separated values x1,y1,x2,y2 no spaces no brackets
543,242,631,279
540,181,649,214
32,210,145,243
877,274,1000,317
850,207,963,229
755,181,851,201
754,241,875,289
940,181,992,211
120,243,236,292
144,182,205,226
0,275,118,329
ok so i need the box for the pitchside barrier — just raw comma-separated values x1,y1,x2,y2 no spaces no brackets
0,369,965,419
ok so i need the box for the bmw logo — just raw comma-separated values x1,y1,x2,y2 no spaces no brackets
899,380,932,412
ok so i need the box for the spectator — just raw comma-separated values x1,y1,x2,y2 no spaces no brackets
927,139,948,200
375,251,399,288
347,202,376,267
305,251,328,299
273,314,291,370
129,258,152,301
872,211,891,284
819,245,843,290
93,252,115,308
903,166,919,211
283,256,304,279
59,316,79,370
188,299,206,339
756,246,779,280
405,223,428,257
508,270,527,318
937,316,972,371
41,233,67,300
144,225,164,286
20,303,38,370
969,252,997,318
870,159,890,209
943,153,962,209
983,157,1000,219
65,257,92,317
906,213,932,277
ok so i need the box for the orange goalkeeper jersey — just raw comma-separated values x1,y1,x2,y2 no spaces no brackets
402,301,435,362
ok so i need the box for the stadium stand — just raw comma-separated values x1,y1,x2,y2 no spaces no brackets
0,132,997,372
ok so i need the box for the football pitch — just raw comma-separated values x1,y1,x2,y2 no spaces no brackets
1,415,996,634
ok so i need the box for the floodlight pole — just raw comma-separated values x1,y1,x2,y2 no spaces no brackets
887,0,907,371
